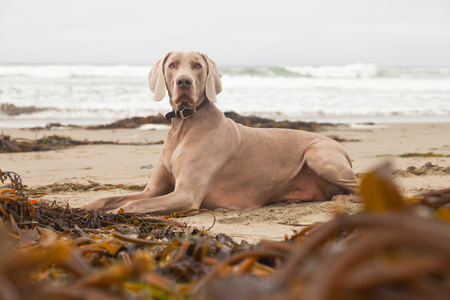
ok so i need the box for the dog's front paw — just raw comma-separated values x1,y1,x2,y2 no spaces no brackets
82,198,109,211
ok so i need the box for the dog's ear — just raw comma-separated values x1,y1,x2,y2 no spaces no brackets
148,52,171,102
200,53,222,103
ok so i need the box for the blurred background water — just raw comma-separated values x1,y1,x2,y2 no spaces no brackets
0,64,449,128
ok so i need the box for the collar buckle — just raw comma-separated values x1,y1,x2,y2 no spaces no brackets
179,107,196,120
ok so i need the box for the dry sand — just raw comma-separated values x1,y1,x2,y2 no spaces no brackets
1,122,449,243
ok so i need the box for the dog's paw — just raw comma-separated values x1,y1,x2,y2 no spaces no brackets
82,203,97,211
82,198,109,212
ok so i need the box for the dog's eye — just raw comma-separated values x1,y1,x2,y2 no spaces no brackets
194,63,202,69
169,63,175,68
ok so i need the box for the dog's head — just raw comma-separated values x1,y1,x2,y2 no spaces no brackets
148,51,222,110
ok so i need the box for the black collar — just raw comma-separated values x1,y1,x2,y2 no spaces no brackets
165,98,209,120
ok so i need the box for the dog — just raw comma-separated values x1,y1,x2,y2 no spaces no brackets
84,51,358,214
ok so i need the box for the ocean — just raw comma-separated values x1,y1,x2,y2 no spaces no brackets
0,64,449,128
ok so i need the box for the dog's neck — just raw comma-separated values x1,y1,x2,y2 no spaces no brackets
165,98,209,121
167,99,224,140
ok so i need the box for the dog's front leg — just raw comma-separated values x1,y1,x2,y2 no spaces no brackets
112,188,201,215
83,160,174,212
83,188,155,212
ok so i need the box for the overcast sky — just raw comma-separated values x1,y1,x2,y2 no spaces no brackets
1,0,449,66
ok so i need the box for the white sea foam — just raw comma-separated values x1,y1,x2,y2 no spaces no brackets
0,64,449,127
139,124,171,130
284,63,378,78
0,65,148,78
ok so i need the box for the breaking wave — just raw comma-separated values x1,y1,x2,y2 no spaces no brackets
1,64,449,79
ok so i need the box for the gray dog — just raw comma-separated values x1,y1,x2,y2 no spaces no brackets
84,51,358,214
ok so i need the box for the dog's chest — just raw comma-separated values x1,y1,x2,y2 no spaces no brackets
160,141,185,174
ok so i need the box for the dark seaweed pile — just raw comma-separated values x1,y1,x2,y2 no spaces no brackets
0,134,163,153
84,111,337,131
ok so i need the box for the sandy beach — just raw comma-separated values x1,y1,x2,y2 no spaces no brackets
1,122,449,243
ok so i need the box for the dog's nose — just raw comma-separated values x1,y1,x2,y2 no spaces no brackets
176,76,192,89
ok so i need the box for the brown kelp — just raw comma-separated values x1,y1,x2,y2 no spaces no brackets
377,152,450,158
0,134,163,153
85,111,337,131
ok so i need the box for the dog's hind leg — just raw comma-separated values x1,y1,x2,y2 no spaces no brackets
304,142,359,196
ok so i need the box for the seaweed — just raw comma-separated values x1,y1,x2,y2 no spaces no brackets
378,152,450,158
326,135,360,143
85,111,338,131
224,111,333,131
399,152,450,158
0,134,164,153
86,114,170,129
393,162,450,177
0,164,449,299
28,181,148,193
